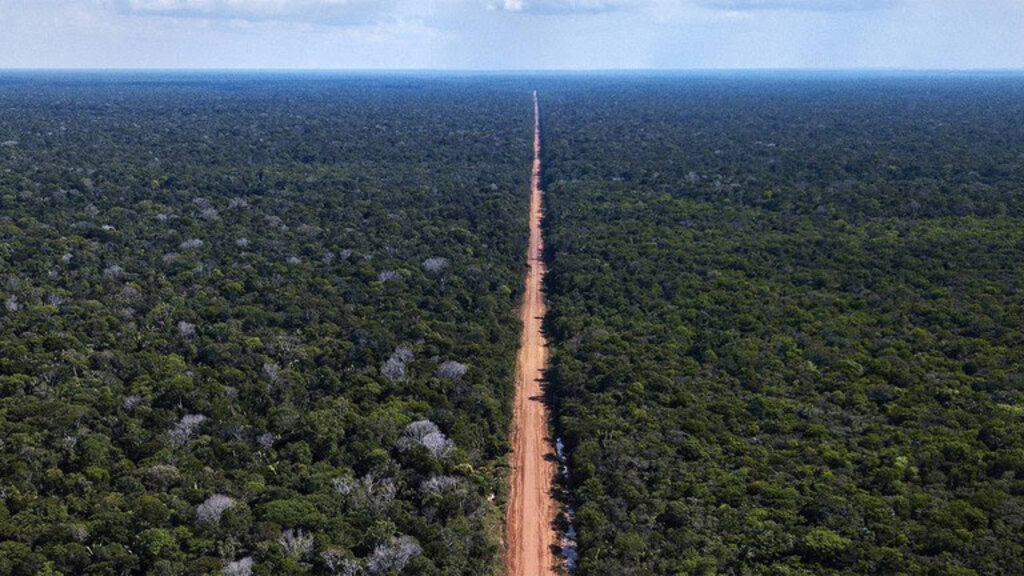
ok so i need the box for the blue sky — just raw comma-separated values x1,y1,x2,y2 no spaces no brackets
0,0,1022,69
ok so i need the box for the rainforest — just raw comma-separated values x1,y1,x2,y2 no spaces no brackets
1,72,1023,576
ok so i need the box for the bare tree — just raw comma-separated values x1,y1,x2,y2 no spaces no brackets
256,432,275,449
367,536,421,575
397,419,454,459
262,362,281,383
334,473,396,515
145,464,180,488
122,395,142,411
422,257,449,273
322,550,363,576
279,528,314,559
436,360,467,381
381,347,414,383
178,321,197,339
196,494,235,524
228,197,249,209
223,557,253,576
420,475,461,495
170,414,208,447
420,432,455,459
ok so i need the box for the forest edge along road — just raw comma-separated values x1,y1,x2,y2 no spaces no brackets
505,91,559,576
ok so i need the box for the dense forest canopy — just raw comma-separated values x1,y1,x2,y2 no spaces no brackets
3,71,1024,576
0,73,534,576
540,74,1024,575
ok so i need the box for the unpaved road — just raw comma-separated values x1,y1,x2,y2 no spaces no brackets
505,91,559,576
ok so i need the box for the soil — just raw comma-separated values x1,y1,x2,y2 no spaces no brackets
504,91,559,576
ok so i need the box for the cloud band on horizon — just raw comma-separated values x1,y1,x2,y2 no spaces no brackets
697,0,897,11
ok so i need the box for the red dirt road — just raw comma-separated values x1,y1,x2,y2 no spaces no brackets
505,91,559,576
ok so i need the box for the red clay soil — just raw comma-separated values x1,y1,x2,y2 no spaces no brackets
504,91,559,576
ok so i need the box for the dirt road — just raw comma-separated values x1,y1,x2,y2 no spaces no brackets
505,91,559,576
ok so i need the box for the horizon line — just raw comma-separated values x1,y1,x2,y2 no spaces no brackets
2,67,1024,74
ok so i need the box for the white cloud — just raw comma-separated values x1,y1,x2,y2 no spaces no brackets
490,0,643,14
697,0,897,11
0,0,1021,68
116,0,397,25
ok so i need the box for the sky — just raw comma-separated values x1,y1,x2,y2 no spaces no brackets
0,0,1022,70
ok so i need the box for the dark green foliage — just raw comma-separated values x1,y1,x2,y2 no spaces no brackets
541,75,1024,575
0,73,533,575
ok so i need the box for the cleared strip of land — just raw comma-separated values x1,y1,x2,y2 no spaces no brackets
505,91,558,576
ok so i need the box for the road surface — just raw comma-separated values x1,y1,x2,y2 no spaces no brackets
505,90,559,576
